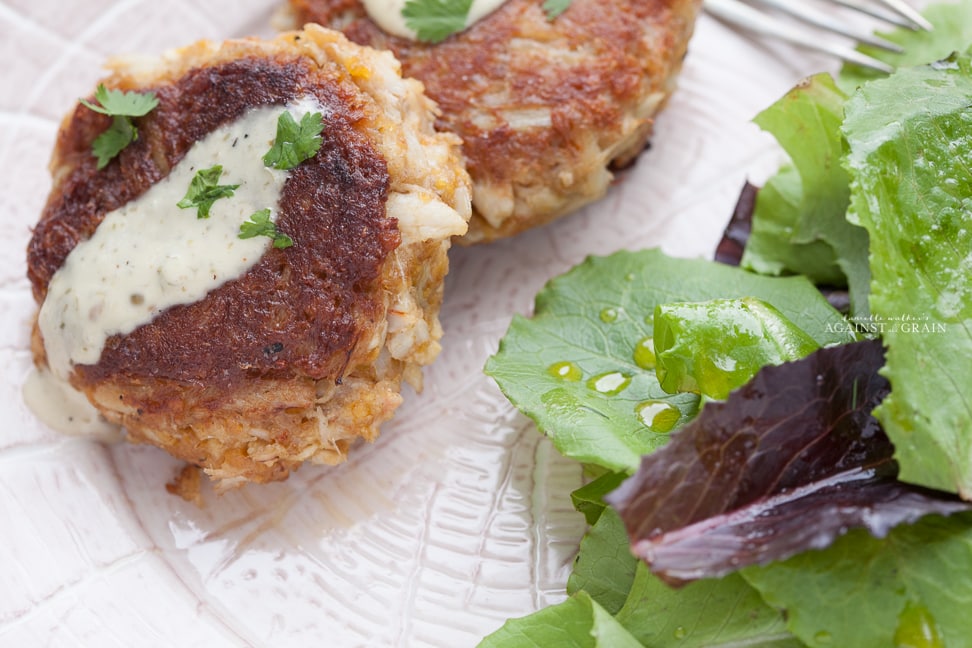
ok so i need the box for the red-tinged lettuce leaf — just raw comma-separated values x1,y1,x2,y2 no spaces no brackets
714,181,757,267
607,339,972,585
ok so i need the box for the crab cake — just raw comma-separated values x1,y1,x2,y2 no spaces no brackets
27,25,471,490
281,0,701,243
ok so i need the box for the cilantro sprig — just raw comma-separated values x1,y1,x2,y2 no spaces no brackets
402,0,473,43
402,0,572,43
542,0,572,20
263,111,325,170
79,84,158,169
176,165,240,219
239,208,294,249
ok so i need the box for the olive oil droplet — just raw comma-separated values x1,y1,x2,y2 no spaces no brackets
547,361,582,382
636,400,680,432
894,602,943,648
599,307,620,323
633,336,656,370
586,371,631,395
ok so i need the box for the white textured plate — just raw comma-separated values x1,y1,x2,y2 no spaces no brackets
0,2,841,646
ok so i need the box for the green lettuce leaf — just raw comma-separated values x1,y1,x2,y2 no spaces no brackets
566,501,640,615
616,565,800,647
843,50,972,497
740,163,845,284
586,510,803,646
485,250,854,473
743,513,972,648
571,471,627,526
477,590,642,648
741,73,872,316
653,297,820,400
481,508,801,648
593,509,800,647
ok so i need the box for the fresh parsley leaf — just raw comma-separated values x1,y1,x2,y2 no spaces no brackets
543,0,572,20
79,84,158,169
402,0,570,43
79,84,158,117
402,0,473,43
176,165,239,219
239,208,294,249
90,115,138,170
262,111,324,170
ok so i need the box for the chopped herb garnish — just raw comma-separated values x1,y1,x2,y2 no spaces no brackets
80,85,159,118
239,208,293,249
79,84,158,169
403,0,570,43
542,0,572,20
176,165,239,219
90,116,137,170
262,111,324,170
402,0,473,43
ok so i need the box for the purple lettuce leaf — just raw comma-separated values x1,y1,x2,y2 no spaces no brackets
606,339,971,585
714,181,757,267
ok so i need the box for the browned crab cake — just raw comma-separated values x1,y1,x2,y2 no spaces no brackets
281,0,701,243
27,25,471,490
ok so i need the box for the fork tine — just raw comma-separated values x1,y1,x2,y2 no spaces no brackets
748,0,903,52
830,0,925,30
874,0,934,31
704,0,895,73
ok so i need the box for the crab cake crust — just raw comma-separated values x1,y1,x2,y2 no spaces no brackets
28,26,471,489
282,0,701,242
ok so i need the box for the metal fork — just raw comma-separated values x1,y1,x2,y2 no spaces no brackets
705,0,932,73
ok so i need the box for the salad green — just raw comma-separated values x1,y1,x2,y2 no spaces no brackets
609,338,969,585
740,73,872,316
843,53,972,497
743,511,972,647
481,2,972,646
484,251,852,473
653,297,820,400
486,507,800,647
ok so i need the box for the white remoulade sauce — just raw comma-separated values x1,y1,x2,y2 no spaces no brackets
22,367,122,440
363,0,507,40
35,97,323,414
